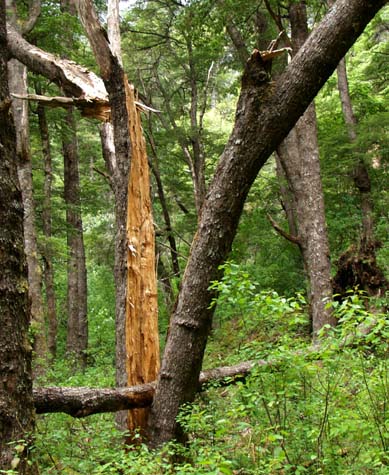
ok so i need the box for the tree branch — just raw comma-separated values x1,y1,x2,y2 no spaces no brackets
7,23,108,101
267,213,300,245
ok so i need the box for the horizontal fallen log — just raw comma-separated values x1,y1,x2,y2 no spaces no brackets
34,359,268,417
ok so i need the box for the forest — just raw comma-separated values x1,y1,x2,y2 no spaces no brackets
0,0,388,473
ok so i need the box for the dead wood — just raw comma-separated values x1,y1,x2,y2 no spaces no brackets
333,240,388,299
33,360,267,417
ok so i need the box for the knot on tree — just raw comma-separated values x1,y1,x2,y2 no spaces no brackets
241,50,269,88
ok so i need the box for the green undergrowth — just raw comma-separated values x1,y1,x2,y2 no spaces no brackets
34,263,389,474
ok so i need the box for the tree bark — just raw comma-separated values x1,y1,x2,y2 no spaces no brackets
7,0,47,369
62,107,88,368
0,1,36,471
37,90,58,358
7,54,47,371
147,0,386,447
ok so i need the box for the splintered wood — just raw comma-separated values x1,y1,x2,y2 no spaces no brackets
124,78,160,436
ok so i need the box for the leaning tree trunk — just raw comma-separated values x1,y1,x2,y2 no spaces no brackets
147,0,386,447
0,1,37,471
62,107,88,368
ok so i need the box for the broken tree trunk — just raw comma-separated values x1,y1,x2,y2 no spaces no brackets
125,80,160,435
6,23,110,119
75,0,160,437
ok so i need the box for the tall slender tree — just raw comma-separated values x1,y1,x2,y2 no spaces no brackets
219,0,335,334
62,107,88,367
275,1,336,334
36,83,58,358
6,0,47,369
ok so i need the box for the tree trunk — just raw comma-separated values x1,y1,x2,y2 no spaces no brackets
0,1,36,470
62,107,88,368
277,2,335,334
147,0,386,447
8,57,48,369
37,93,58,358
125,82,160,436
76,0,161,436
6,0,47,371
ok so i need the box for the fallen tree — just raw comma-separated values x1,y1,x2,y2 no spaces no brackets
33,359,267,417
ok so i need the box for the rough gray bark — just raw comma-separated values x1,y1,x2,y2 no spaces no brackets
0,1,36,470
62,107,88,367
148,0,386,447
37,91,58,358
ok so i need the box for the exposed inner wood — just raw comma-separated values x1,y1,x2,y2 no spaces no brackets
124,77,160,435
